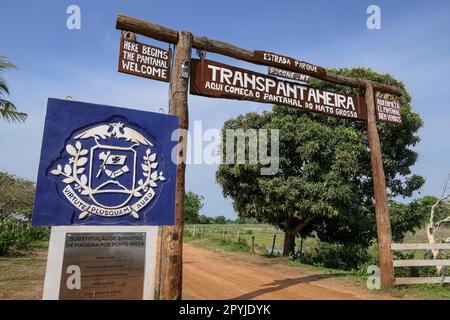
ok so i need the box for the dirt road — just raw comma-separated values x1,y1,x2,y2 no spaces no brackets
3,243,399,300
183,244,396,300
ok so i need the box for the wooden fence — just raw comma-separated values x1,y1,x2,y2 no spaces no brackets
184,225,282,256
391,243,450,285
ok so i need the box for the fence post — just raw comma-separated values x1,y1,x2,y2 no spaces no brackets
270,234,277,257
251,236,255,253
222,228,226,242
202,226,205,238
212,228,215,240
236,231,240,243
192,225,196,238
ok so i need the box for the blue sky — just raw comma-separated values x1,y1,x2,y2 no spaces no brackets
1,1,449,219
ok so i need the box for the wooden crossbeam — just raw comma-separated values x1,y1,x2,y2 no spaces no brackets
116,14,404,96
394,277,450,285
393,259,450,267
392,243,450,250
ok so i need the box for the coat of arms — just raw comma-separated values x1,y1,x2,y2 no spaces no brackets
50,121,166,220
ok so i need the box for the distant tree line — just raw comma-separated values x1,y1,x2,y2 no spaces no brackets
184,191,256,224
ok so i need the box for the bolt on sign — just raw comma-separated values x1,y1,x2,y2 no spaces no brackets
376,97,402,125
268,66,310,84
254,50,326,78
32,98,178,226
118,36,172,82
190,59,368,121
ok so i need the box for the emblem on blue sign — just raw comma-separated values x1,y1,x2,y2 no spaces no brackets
32,99,178,226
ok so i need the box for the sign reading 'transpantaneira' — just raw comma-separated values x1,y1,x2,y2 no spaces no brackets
190,59,368,121
254,51,326,78
118,37,171,82
375,98,402,125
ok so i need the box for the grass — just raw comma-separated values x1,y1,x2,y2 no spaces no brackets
0,250,46,299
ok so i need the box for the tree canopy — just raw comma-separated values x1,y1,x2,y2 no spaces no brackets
0,56,27,124
216,67,424,255
184,191,205,224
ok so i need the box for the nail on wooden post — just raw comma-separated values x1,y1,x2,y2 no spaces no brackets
365,80,395,289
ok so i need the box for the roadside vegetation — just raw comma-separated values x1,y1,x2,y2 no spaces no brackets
184,223,450,299
0,172,49,256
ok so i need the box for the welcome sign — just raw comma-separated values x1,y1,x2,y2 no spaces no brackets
190,59,368,121
32,98,178,226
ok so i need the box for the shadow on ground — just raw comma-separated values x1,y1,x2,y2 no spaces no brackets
230,274,340,300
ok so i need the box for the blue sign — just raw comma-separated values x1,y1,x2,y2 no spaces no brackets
32,98,178,226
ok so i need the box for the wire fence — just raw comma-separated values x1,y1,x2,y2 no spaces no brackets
184,224,286,256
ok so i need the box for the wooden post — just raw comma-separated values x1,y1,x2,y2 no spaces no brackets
270,234,277,257
202,226,205,239
222,228,226,242
251,236,255,253
212,228,215,240
236,231,240,243
160,31,193,300
299,236,304,256
192,225,196,238
365,80,395,289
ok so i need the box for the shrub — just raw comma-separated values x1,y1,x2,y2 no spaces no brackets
296,242,374,271
0,217,49,256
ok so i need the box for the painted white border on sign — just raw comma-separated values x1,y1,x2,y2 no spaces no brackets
43,225,158,300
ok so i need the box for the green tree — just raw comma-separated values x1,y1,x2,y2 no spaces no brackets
0,171,49,256
214,215,227,224
0,171,35,216
216,68,424,256
0,56,27,123
184,191,204,224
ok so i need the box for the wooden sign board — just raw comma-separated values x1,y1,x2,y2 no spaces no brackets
376,98,402,125
268,66,310,83
254,50,326,78
118,37,171,82
190,59,368,121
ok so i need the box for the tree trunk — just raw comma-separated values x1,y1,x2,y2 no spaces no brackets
282,216,315,257
283,230,296,257
426,223,444,276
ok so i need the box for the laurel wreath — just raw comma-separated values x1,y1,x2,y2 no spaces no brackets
51,140,165,198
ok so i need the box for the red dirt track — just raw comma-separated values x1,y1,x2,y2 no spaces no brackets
182,244,397,300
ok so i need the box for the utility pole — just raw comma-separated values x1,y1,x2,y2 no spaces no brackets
365,80,395,288
160,31,192,300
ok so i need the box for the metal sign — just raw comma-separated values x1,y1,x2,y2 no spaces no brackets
254,50,326,78
43,226,158,300
190,59,368,121
59,232,146,300
376,97,402,125
32,98,178,226
118,36,172,82
268,66,310,83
